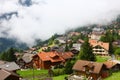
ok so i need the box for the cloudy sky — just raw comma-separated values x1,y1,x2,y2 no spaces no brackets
0,0,120,46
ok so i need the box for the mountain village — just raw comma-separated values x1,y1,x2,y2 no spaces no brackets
1,25,120,80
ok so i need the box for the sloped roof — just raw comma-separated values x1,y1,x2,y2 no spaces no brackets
0,69,10,80
73,60,104,74
0,60,7,65
0,69,20,80
51,45,65,52
0,62,20,71
38,51,64,62
89,39,109,50
56,37,66,43
104,61,118,69
111,60,120,64
22,53,34,63
60,52,74,60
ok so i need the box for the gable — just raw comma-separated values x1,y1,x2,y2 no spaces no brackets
0,62,20,71
73,60,103,74
89,39,109,51
37,51,64,62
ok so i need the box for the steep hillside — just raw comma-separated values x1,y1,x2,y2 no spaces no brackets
0,38,28,52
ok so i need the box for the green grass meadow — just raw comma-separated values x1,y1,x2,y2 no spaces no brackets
17,69,67,80
104,71,120,80
17,56,120,80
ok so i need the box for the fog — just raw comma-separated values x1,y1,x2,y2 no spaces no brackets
0,0,120,46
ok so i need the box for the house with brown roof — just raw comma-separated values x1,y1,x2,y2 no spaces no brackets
72,60,108,80
89,39,109,56
0,62,20,72
0,69,21,80
104,60,120,72
33,51,74,69
17,53,34,69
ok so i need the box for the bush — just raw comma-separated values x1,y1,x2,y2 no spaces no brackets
53,68,65,76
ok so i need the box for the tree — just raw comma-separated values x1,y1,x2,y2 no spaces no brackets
54,40,59,44
48,35,55,45
69,42,73,49
100,30,113,42
7,47,17,61
64,60,73,74
0,47,17,61
71,35,80,43
109,42,114,55
114,48,120,55
78,38,96,61
0,51,7,61
100,30,115,55
65,44,69,52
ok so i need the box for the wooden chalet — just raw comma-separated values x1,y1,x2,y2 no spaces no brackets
33,51,74,69
0,69,21,80
0,62,20,72
89,39,109,56
17,53,34,69
72,60,109,80
104,60,120,72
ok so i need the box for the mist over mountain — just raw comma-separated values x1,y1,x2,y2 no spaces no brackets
0,0,120,48
0,12,18,21
19,0,32,6
0,37,27,52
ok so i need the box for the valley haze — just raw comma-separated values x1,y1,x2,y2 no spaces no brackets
0,0,120,46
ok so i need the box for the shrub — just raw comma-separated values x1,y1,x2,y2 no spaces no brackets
53,68,65,76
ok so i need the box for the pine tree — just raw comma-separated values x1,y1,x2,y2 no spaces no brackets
69,42,73,49
78,38,96,61
100,30,116,55
7,47,17,61
0,48,17,61
65,44,69,52
109,41,114,55
0,52,7,61
64,60,73,74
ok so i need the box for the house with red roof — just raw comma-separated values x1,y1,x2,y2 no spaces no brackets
33,51,73,69
89,39,109,56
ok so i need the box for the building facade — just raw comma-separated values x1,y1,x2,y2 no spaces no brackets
89,39,109,56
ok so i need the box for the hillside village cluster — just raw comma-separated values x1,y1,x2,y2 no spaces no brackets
1,26,120,80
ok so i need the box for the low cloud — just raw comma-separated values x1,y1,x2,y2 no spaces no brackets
0,0,120,46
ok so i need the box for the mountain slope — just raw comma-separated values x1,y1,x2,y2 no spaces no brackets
0,38,28,52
